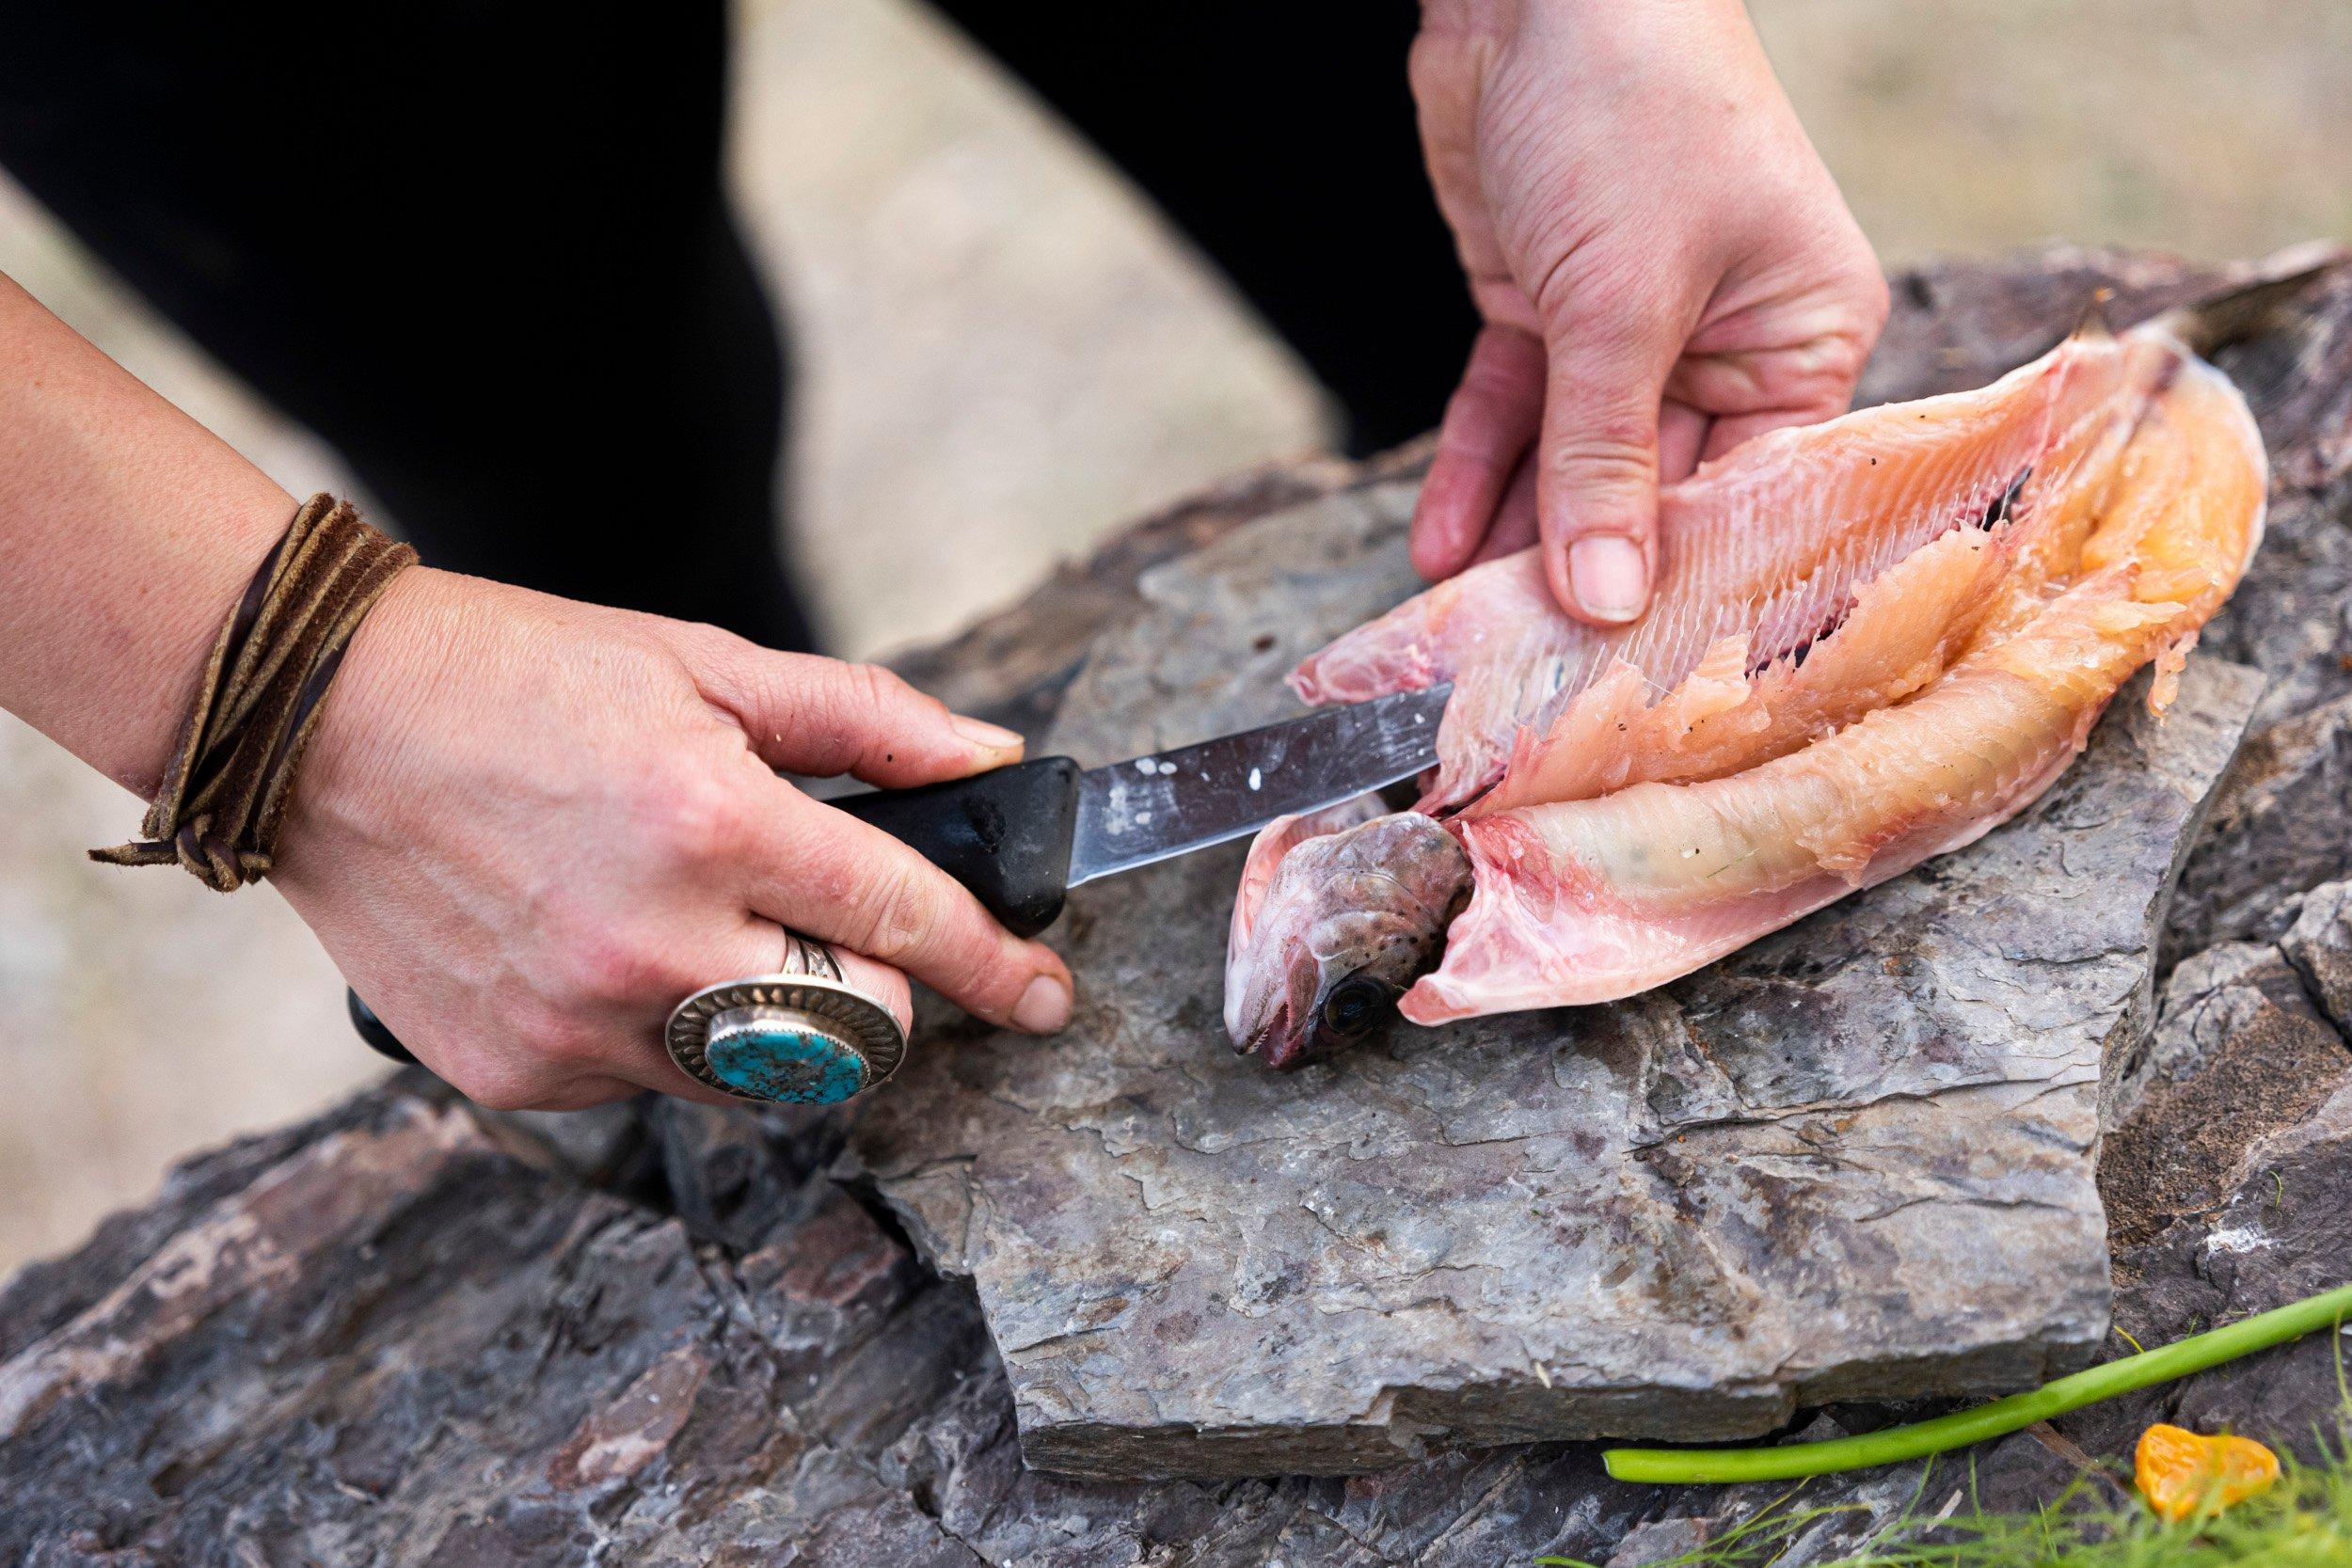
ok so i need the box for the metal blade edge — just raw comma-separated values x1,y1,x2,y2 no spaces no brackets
1067,684,1449,885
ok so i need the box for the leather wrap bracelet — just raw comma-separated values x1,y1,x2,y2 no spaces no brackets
90,494,417,891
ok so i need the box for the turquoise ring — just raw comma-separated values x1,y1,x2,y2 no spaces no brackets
664,931,907,1105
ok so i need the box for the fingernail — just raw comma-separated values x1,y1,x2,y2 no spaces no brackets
1011,974,1072,1034
951,715,1024,752
1567,535,1647,623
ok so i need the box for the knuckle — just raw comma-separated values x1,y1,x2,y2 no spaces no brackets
910,925,1002,1010
1819,332,1873,390
1779,294,1887,406
790,659,928,775
636,764,746,864
1547,427,1657,483
797,842,862,915
1587,285,1676,342
1539,253,1670,341
850,863,936,964
747,650,818,716
848,660,910,714
1851,268,1893,333
958,958,1024,1018
848,662,948,752
1821,280,1890,367
791,810,865,898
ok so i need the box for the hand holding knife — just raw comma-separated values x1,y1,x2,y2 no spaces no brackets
349,684,1450,1099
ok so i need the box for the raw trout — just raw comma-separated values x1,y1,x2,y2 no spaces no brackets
1225,313,2267,1065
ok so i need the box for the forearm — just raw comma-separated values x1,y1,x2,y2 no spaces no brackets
0,272,295,794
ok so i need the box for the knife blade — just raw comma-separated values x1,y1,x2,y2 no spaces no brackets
829,684,1451,936
1067,683,1449,884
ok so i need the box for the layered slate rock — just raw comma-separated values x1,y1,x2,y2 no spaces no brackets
7,247,2352,1563
844,479,2264,1480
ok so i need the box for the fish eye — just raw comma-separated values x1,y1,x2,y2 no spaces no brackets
1320,975,1391,1038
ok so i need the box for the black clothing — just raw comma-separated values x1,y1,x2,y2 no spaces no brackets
0,4,1473,652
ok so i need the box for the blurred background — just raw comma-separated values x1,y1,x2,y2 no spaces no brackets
2,0,2347,1273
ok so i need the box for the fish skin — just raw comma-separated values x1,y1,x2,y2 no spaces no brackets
1223,319,2265,1058
2079,344,2269,710
1224,793,1389,1037
1223,805,1467,1069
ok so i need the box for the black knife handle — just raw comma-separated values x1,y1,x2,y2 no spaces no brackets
347,989,417,1064
832,756,1082,939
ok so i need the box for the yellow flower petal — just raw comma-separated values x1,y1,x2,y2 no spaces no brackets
2135,1421,2280,1523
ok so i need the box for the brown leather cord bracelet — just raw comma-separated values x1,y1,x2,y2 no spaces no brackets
90,495,417,891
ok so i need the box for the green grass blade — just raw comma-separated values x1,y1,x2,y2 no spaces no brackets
1603,1282,2352,1485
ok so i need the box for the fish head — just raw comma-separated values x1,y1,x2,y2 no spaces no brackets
1223,812,1471,1069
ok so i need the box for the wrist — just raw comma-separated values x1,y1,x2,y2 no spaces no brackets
85,498,422,891
271,565,460,885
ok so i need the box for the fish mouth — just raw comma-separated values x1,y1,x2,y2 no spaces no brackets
1236,1003,1291,1061
1243,974,1400,1070
1236,1001,1326,1072
1240,1004,1325,1072
1259,1021,1320,1071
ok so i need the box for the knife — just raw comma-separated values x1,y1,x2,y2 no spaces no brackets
346,683,1450,1060
827,680,1451,936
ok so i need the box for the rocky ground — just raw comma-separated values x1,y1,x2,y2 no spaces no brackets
2,246,2348,1563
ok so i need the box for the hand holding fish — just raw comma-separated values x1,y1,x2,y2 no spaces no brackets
1406,0,1889,624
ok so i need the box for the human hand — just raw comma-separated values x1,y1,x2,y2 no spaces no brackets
269,569,1074,1111
1407,0,1889,622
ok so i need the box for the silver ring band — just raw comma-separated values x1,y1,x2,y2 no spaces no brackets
776,928,844,982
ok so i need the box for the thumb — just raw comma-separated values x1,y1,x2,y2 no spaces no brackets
690,639,1025,787
1533,293,1682,626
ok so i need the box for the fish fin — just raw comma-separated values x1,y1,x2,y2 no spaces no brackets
2072,291,2118,342
2152,242,2345,357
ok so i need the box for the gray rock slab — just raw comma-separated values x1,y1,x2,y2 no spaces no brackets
2283,879,2352,1033
2099,938,2352,1247
2166,690,2352,958
842,481,2267,1481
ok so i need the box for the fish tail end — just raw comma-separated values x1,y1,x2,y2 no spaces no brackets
2152,241,2346,358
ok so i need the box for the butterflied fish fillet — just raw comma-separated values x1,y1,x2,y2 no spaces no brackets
1225,319,2265,1065
1295,325,2181,813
